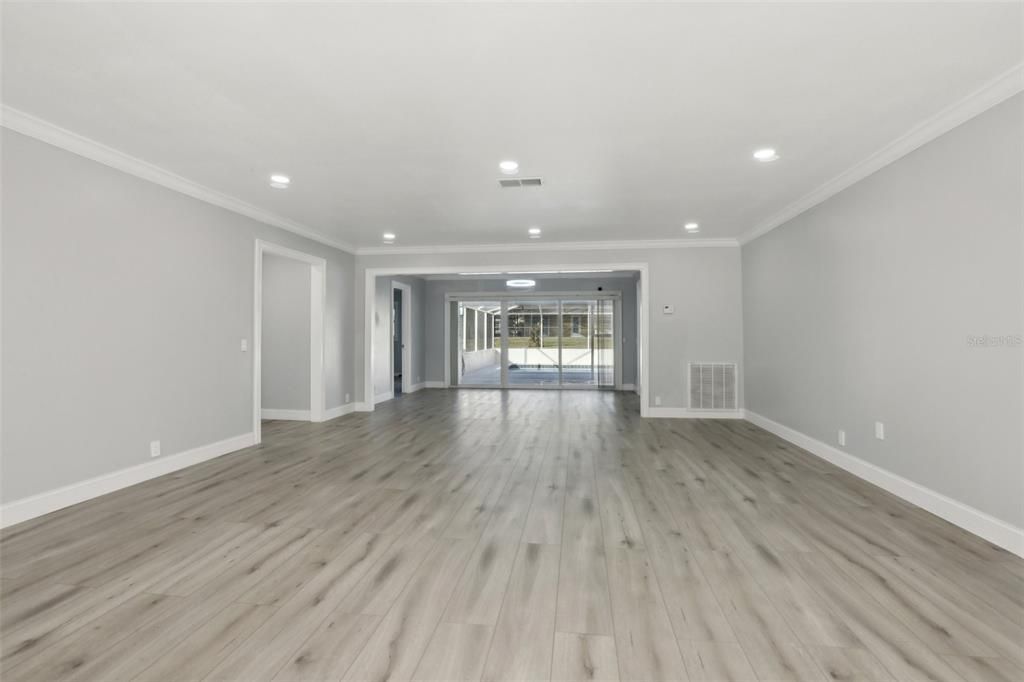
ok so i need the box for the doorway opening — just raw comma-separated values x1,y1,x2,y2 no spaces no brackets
252,240,326,444
391,281,412,398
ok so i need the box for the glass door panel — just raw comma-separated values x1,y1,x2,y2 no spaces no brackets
594,299,615,387
505,301,560,386
454,301,502,386
556,300,616,387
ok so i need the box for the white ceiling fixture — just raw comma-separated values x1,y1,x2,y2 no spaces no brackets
499,160,519,175
382,232,396,243
528,227,542,235
506,279,536,288
3,3,1020,248
753,148,779,163
684,222,700,233
269,174,290,189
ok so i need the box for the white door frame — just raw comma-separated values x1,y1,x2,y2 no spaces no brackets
390,281,413,398
364,263,649,417
253,239,327,444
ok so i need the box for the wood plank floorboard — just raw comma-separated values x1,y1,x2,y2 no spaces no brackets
1,390,1021,681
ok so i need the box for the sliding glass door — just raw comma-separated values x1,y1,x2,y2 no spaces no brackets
454,301,502,386
452,295,618,389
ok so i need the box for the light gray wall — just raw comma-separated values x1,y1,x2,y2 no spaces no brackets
742,94,1024,527
261,254,311,411
373,275,427,398
1,130,356,503
422,275,640,386
356,247,744,410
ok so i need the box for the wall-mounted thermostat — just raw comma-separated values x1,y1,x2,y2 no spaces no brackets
662,305,675,315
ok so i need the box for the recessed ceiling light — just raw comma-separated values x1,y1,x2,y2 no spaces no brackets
753,148,779,162
684,222,700,232
499,160,519,175
528,227,542,235
506,279,536,288
269,174,290,189
382,232,396,241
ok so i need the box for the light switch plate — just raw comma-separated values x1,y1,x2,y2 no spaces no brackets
875,422,885,440
662,305,674,315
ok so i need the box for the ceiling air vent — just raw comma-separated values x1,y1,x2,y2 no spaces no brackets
498,177,543,188
689,363,737,410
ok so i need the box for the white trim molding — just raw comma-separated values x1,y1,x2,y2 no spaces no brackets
357,238,736,256
0,106,355,254
260,408,311,421
424,381,447,389
647,407,746,420
324,403,357,420
745,411,1024,558
407,382,426,393
0,432,255,529
739,62,1024,245
375,391,394,405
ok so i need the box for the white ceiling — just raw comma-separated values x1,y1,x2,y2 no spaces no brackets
3,2,1021,250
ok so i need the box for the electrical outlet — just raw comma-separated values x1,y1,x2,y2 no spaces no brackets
655,396,662,406
875,422,885,440
838,429,846,447
150,440,161,458
345,393,350,403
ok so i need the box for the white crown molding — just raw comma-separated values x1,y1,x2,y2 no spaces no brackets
745,411,1023,558
1,105,356,254
356,237,738,256
738,62,1024,246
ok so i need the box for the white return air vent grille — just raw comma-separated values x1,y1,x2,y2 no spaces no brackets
689,363,737,410
498,177,543,188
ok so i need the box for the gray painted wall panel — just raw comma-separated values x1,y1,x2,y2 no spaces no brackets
261,254,311,411
742,94,1024,526
2,130,356,502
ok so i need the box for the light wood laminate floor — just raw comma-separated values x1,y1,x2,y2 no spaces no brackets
1,390,1021,681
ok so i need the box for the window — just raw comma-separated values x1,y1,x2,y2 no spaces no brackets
464,306,476,351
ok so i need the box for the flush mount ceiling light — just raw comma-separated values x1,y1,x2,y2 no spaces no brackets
499,160,519,175
753,148,779,162
528,227,542,235
269,174,291,189
684,222,700,233
506,279,536,288
382,232,396,243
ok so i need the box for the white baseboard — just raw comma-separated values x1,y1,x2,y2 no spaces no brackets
260,408,311,421
323,403,356,421
354,402,374,412
374,391,393,405
745,411,1024,558
0,432,255,529
647,407,746,419
424,381,446,389
620,383,636,392
407,382,425,393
